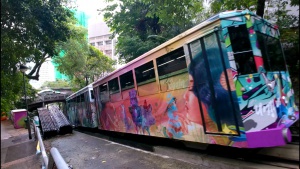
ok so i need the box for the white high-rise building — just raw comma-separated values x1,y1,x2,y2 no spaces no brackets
29,58,55,89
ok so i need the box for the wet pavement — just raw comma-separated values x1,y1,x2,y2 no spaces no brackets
44,131,287,169
44,131,206,169
1,119,41,169
1,119,29,140
1,119,292,169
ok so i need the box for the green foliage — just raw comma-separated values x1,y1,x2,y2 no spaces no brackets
101,0,205,63
116,35,162,63
1,71,37,112
1,0,74,112
53,28,116,89
41,80,71,89
1,0,76,80
1,71,22,112
206,0,257,15
54,25,89,79
290,0,299,6
87,46,116,80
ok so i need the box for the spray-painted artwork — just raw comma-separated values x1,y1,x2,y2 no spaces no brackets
11,110,27,129
97,66,246,148
91,10,298,148
220,11,299,133
68,91,98,128
80,92,98,128
67,102,76,126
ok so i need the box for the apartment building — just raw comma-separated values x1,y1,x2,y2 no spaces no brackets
88,21,118,63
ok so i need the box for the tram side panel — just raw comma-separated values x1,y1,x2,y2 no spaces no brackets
91,10,298,149
94,52,248,148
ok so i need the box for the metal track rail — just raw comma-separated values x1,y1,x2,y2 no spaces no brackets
257,144,299,162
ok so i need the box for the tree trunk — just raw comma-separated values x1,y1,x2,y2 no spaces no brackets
257,0,266,17
85,76,89,86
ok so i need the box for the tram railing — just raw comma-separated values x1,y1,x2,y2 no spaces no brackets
31,119,70,169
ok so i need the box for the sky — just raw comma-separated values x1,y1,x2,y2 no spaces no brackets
76,0,112,24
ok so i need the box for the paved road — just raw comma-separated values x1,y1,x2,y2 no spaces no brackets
44,131,206,169
1,120,292,169
1,120,41,169
44,131,289,169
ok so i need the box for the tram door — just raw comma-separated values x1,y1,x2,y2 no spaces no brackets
184,31,241,135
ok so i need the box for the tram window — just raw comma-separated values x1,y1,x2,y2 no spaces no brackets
90,90,94,100
189,40,202,58
99,83,108,92
256,32,285,71
156,47,187,79
79,94,84,102
108,78,120,94
99,83,109,101
228,25,252,53
135,61,156,86
120,71,134,90
228,25,256,75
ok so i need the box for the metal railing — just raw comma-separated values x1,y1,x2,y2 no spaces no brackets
30,94,67,104
32,119,70,169
48,147,70,169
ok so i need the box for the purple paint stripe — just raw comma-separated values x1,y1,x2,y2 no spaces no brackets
246,126,291,148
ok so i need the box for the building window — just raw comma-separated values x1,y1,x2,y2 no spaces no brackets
105,50,112,55
90,42,95,46
97,41,103,46
105,40,112,45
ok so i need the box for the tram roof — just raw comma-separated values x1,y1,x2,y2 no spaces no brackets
66,83,93,100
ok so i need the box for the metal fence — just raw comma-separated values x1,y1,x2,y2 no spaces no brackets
32,119,70,169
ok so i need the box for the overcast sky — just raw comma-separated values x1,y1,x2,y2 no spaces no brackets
76,0,113,24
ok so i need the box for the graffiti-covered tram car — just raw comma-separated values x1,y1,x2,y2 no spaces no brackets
66,84,98,128
70,10,298,148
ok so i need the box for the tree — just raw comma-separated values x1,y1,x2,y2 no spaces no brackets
101,0,205,63
54,25,89,81
209,0,258,15
1,0,76,113
1,0,76,80
1,71,36,112
41,80,71,89
53,24,116,89
86,46,116,83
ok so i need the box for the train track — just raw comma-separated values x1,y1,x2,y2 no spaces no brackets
75,127,299,168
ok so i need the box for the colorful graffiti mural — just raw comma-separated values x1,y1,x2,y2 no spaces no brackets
66,85,98,128
220,11,299,134
66,10,298,149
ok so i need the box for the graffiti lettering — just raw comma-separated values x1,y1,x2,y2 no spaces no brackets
254,100,276,118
